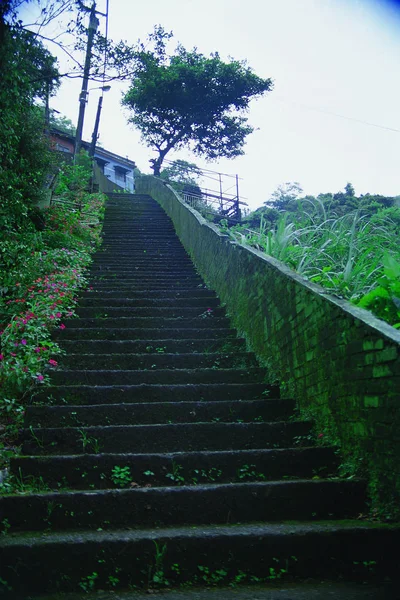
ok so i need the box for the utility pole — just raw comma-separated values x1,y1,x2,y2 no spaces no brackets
89,84,111,156
74,2,99,161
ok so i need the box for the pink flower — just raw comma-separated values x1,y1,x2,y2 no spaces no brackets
59,324,66,330
10,352,17,357
34,347,41,353
21,339,27,346
49,359,58,366
0,354,3,360
36,374,44,382
318,433,324,439
55,312,62,318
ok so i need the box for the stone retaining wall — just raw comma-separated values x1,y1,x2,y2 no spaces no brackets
136,174,400,516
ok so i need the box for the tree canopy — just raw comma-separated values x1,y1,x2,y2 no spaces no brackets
160,159,203,196
122,27,273,175
0,6,60,230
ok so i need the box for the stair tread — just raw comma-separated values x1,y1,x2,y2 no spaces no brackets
2,520,398,547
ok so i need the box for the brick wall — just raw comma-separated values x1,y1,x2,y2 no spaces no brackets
136,175,400,516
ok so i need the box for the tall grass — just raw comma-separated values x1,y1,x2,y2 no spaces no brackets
228,201,400,328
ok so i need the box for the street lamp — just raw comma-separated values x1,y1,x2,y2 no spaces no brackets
89,85,111,157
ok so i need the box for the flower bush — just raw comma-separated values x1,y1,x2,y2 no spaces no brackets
0,163,105,463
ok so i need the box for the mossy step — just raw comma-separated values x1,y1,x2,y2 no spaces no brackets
56,338,246,355
53,327,237,340
89,288,212,297
21,421,309,455
1,522,399,595
32,382,276,404
1,480,367,533
24,398,293,427
62,317,231,329
89,274,204,281
89,265,198,272
79,290,215,299
90,261,194,268
92,251,191,258
75,307,226,319
78,296,220,307
60,351,257,370
11,446,338,490
49,367,267,387
19,582,396,600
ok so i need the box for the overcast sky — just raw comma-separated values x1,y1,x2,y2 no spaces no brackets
20,0,400,210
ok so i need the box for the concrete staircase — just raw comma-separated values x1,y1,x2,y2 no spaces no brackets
0,193,398,597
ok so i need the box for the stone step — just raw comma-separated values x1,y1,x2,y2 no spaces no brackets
59,351,257,370
1,522,399,594
49,367,267,387
89,274,203,281
25,398,294,427
11,446,338,489
90,263,199,270
53,327,237,340
53,338,246,355
88,279,205,287
79,289,216,299
75,307,226,319
89,288,208,298
61,317,231,329
33,383,277,405
1,480,367,533
93,251,191,258
89,260,194,267
77,296,220,307
21,421,309,455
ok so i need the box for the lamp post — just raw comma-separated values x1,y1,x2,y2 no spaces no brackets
89,85,111,157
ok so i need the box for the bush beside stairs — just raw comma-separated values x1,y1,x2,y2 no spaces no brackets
0,193,399,597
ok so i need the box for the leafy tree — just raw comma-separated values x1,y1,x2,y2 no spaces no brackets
50,113,76,135
122,27,273,175
7,1,144,84
160,160,202,195
264,182,303,211
0,10,60,230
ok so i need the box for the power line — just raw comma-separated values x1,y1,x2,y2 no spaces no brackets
274,96,400,134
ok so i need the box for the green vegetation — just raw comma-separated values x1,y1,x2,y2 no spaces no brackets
0,7,59,231
122,26,273,175
111,465,132,488
0,1,106,480
223,183,400,327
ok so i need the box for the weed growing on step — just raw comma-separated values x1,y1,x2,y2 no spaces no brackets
353,560,377,574
0,577,12,592
166,461,185,485
1,518,10,536
79,571,98,593
143,470,155,478
111,465,132,487
192,467,222,484
78,429,101,454
293,433,315,447
196,565,228,584
237,464,266,481
148,541,169,587
0,469,51,495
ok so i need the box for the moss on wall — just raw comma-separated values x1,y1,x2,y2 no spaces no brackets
136,175,400,519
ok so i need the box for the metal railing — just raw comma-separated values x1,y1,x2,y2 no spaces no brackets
162,161,247,222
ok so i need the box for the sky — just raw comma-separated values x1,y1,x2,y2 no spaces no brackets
19,0,400,210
